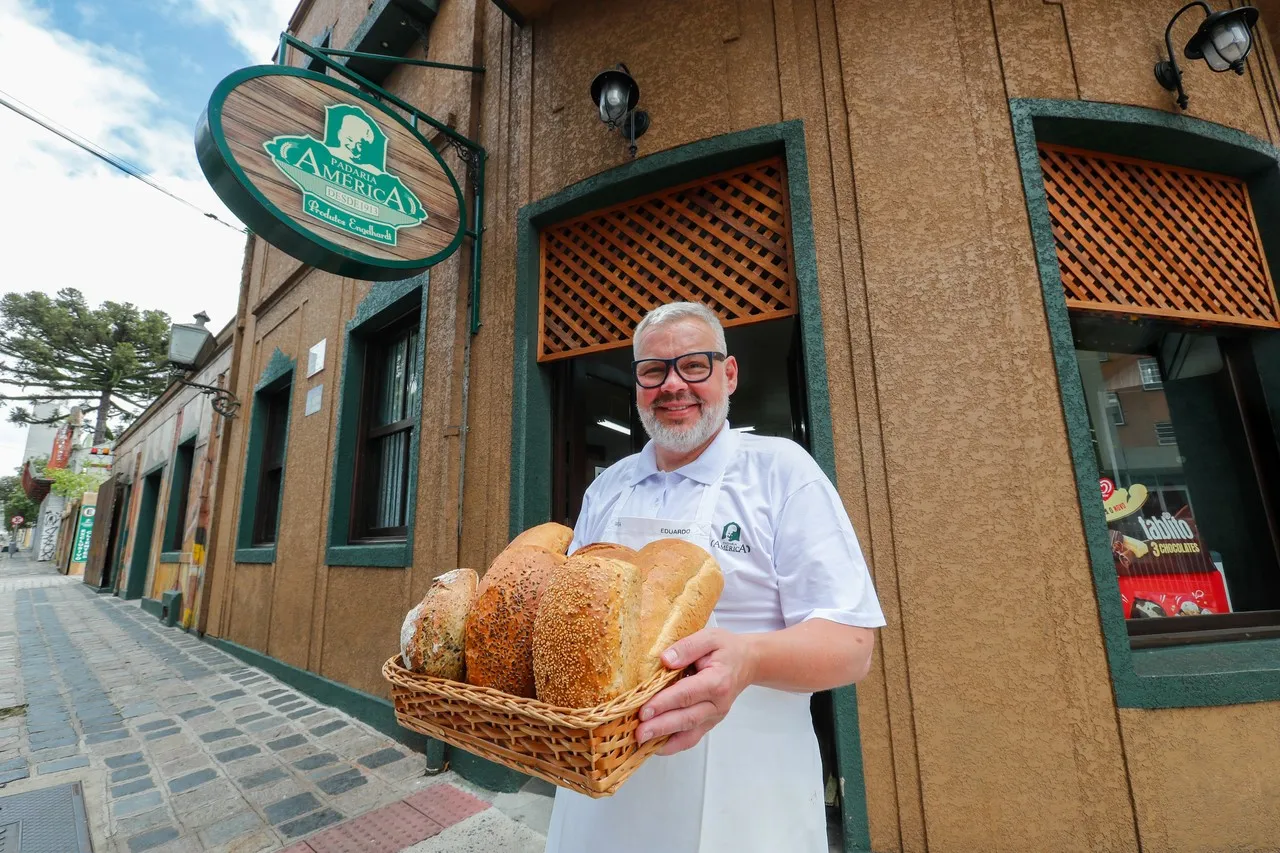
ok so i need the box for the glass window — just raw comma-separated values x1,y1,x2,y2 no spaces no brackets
1074,315,1280,641
252,388,290,546
352,312,420,541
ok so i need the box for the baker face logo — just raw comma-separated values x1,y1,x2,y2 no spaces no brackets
714,521,750,553
263,104,428,247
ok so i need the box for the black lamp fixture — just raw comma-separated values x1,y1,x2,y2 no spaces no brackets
590,63,649,159
167,311,240,417
1155,2,1260,109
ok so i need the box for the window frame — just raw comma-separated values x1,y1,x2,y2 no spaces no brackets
250,384,292,547
349,309,420,543
326,277,427,568
1012,96,1280,709
159,436,196,560
235,349,296,564
1139,357,1164,390
1104,390,1125,426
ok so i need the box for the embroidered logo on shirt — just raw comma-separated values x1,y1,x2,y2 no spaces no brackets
713,521,751,553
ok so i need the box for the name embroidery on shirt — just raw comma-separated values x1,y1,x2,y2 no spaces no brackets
713,521,752,553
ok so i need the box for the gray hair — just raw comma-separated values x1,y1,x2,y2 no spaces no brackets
632,302,727,356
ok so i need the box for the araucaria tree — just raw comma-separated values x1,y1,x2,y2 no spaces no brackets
0,289,171,444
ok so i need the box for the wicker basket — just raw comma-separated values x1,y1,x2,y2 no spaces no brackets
382,655,683,798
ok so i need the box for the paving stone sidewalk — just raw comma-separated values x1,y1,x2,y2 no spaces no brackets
0,555,550,853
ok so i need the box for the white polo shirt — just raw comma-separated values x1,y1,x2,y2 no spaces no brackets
570,424,886,634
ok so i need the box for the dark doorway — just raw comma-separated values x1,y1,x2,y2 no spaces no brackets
125,469,163,601
549,316,842,828
102,482,130,592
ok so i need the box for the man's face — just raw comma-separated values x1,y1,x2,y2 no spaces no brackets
634,318,738,451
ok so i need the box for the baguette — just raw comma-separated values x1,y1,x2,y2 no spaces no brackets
465,546,565,697
400,568,479,679
532,555,644,707
635,539,724,678
507,522,574,555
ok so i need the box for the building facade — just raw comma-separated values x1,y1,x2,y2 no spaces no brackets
97,325,234,628
185,1,1280,851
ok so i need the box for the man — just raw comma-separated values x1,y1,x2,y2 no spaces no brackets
328,113,383,175
544,302,885,853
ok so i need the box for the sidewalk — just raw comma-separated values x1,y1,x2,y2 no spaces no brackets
0,553,550,852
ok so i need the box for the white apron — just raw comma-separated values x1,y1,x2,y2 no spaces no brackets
544,437,828,853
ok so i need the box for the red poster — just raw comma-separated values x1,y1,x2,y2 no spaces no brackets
1100,479,1230,616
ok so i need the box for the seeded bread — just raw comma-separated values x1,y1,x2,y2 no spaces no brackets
464,545,566,697
400,568,479,680
532,554,645,707
634,539,724,678
507,522,574,555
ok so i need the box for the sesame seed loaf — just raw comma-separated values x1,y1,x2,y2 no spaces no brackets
464,545,566,698
400,568,479,680
532,554,645,708
634,539,724,679
507,521,574,554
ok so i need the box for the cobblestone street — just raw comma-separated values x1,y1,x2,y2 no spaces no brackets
0,554,550,852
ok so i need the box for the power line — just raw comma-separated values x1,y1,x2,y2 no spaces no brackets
0,89,248,234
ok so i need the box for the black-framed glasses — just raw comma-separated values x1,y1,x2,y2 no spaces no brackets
632,351,726,388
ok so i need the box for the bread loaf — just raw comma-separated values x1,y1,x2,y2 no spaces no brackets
507,522,574,554
400,568,479,680
465,546,565,697
572,542,640,564
635,539,724,678
532,555,645,707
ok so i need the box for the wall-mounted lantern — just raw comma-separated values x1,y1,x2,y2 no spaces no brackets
1155,2,1260,109
590,63,650,159
167,312,240,418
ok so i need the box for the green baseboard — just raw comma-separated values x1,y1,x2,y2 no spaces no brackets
139,597,163,618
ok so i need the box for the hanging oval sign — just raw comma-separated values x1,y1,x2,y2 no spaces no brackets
196,66,465,281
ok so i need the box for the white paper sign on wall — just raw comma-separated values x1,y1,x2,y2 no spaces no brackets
307,339,327,377
305,385,323,416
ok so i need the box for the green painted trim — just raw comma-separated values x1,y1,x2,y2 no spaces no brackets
324,543,410,567
236,356,295,560
139,597,163,618
511,120,871,851
158,551,182,563
161,437,196,553
1010,97,1280,709
195,65,465,281
140,458,167,478
257,347,296,391
234,546,277,564
205,637,436,757
325,276,427,569
125,468,164,601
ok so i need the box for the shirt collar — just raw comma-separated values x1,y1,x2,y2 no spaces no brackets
628,422,737,486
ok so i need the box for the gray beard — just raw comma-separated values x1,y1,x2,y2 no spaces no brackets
638,395,730,456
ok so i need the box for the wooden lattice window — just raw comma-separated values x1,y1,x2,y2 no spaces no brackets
538,158,798,361
1039,144,1279,329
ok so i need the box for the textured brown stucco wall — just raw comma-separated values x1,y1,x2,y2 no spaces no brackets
1121,704,1280,852
202,0,1280,851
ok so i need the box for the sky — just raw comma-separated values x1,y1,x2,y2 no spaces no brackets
0,0,297,472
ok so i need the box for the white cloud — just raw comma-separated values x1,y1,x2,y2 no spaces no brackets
0,0,250,472
174,0,299,62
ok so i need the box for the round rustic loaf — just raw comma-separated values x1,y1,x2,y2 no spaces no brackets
400,568,479,680
507,521,574,554
464,545,566,697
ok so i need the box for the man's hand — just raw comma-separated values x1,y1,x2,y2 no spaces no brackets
635,628,757,755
